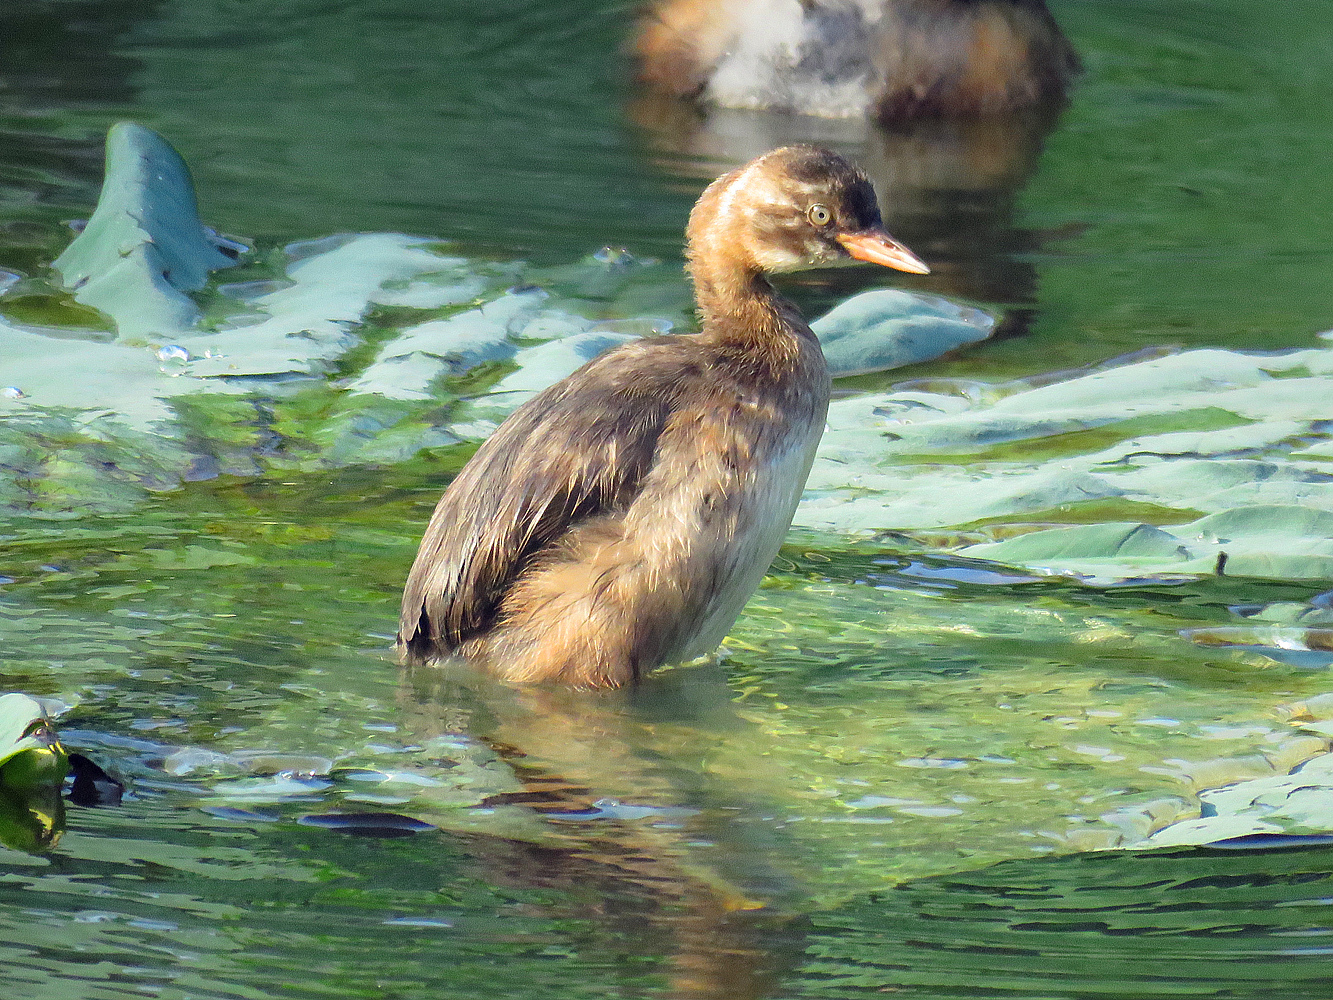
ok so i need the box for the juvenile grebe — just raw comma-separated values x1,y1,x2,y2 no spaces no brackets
398,145,928,687
635,0,1079,120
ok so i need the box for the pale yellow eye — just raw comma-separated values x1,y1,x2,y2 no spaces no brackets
807,204,833,227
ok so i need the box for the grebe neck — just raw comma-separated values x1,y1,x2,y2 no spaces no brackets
686,243,815,371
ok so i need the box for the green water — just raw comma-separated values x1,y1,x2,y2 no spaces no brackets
5,0,1333,997
5,473,1333,997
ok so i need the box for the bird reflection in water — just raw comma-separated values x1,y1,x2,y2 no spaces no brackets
398,657,812,1000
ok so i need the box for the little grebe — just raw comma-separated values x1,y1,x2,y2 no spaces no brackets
398,145,927,687
635,0,1079,120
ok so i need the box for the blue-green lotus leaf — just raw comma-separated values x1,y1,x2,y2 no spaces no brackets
52,122,240,338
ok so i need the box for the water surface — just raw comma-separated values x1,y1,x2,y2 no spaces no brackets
4,1,1333,997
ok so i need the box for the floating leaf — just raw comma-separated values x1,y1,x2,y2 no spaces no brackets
809,288,995,377
0,693,70,791
52,122,240,338
1142,815,1285,848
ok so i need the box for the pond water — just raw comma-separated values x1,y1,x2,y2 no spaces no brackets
4,0,1333,997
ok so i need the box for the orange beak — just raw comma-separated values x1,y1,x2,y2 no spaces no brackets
836,229,930,274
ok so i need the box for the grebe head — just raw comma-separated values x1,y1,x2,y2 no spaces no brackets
686,144,930,279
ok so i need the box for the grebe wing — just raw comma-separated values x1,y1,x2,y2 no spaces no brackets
399,359,676,655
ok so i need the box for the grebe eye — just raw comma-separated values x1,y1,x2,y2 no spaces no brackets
807,204,833,227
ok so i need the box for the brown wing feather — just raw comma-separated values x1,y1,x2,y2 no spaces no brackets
398,339,697,661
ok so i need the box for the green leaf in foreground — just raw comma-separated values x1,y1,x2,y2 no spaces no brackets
0,693,70,790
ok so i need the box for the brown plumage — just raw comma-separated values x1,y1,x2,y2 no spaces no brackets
398,145,927,687
634,0,1079,120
